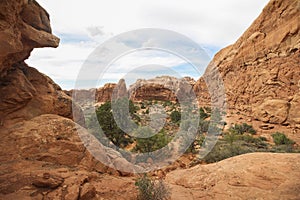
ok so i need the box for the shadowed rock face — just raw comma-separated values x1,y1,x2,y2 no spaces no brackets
195,0,300,139
0,0,59,75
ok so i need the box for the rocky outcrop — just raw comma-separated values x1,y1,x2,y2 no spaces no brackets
253,99,290,124
0,0,84,126
130,83,177,101
166,153,300,199
195,0,300,137
0,62,84,126
0,2,142,198
0,0,59,75
0,114,138,199
129,76,196,102
70,76,197,105
96,83,117,102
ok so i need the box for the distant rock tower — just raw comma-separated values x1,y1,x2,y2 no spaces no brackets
112,79,128,100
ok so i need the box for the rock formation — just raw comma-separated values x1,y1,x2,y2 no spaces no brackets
0,115,138,199
129,76,196,102
195,0,300,141
96,83,117,102
0,1,139,199
166,153,300,199
69,76,197,105
0,0,83,127
1,0,300,199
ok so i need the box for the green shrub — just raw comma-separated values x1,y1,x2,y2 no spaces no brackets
236,135,268,148
135,174,170,200
229,123,256,135
224,132,238,145
258,136,267,141
92,99,135,148
170,110,181,123
163,101,172,107
145,108,149,114
186,134,205,154
199,107,209,120
203,141,251,163
272,132,295,145
203,142,251,163
134,128,171,153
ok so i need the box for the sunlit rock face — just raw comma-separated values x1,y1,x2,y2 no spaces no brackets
194,0,300,138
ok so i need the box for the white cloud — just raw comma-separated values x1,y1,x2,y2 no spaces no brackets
29,0,270,89
38,0,269,46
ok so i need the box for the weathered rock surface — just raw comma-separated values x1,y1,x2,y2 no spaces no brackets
129,76,196,102
253,99,290,124
166,153,300,200
96,83,117,102
0,62,84,127
0,114,138,199
0,0,59,75
68,76,197,106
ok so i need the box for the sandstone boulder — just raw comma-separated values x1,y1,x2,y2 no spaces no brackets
253,99,290,124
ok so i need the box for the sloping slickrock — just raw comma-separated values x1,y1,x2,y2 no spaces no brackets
166,153,300,200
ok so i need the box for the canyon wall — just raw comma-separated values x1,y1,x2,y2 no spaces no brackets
195,0,300,139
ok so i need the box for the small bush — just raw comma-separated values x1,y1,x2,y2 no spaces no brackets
203,141,252,163
237,135,268,148
135,174,170,200
141,103,146,109
272,132,295,146
258,136,267,141
199,107,209,120
163,101,172,107
229,123,256,135
170,110,181,123
186,134,205,154
224,132,238,145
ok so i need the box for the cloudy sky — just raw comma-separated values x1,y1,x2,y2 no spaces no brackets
27,0,269,89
